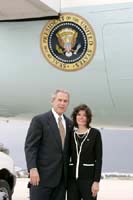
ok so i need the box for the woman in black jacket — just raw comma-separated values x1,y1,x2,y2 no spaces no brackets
67,104,102,200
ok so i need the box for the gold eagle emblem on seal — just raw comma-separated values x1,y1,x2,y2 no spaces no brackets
40,13,96,71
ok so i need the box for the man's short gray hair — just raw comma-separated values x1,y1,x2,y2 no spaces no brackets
51,89,70,101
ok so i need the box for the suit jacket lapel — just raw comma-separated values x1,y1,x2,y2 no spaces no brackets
48,111,62,148
64,115,72,132
64,115,72,145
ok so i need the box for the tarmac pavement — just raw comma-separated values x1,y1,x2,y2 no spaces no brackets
12,178,133,200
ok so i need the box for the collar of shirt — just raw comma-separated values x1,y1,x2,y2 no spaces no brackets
52,108,66,132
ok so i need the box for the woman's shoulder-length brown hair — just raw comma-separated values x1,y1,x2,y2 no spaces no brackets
71,104,92,128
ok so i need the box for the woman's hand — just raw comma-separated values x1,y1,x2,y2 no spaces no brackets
91,181,99,197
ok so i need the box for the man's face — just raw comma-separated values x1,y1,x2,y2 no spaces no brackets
52,92,69,115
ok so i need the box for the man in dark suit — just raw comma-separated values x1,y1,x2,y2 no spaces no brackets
25,89,73,200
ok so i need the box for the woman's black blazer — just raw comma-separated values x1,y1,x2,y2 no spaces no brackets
69,127,102,182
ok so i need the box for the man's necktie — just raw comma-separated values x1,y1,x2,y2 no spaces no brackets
58,117,65,148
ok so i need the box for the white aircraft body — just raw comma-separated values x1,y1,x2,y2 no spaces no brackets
0,0,133,128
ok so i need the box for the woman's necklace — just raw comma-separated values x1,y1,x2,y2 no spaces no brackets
76,129,89,139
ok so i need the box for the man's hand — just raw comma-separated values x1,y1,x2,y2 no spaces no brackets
91,181,99,197
30,168,40,186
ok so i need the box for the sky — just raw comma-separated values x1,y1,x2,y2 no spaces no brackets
0,119,133,173
61,0,133,8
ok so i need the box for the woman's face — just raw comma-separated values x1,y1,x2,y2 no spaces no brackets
76,110,87,127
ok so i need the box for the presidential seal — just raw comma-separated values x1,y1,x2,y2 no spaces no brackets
40,13,96,71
